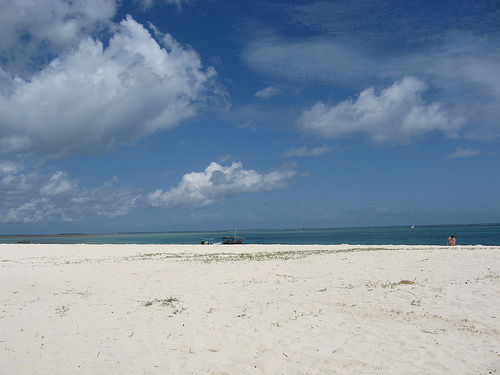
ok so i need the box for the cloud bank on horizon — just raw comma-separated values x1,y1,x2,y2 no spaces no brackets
0,0,498,232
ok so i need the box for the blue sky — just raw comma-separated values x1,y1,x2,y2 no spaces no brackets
0,0,499,234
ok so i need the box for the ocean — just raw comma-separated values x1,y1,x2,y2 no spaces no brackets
2,224,499,246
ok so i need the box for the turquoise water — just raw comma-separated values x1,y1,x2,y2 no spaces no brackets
2,224,499,246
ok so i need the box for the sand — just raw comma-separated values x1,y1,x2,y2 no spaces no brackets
1,244,499,374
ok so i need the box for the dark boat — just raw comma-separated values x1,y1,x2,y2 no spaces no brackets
223,229,244,244
222,236,244,244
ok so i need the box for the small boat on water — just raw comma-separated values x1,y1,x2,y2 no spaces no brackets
17,240,30,244
223,236,244,244
201,238,215,245
223,228,244,244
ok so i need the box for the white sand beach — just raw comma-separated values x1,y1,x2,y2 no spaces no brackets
1,244,499,374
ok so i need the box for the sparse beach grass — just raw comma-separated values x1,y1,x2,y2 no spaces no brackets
125,246,394,264
142,297,185,313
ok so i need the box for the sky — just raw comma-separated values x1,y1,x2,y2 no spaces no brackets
0,0,499,235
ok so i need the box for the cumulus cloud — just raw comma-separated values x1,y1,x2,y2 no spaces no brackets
147,161,297,209
0,14,225,159
243,24,500,142
255,86,281,98
0,0,117,76
284,145,333,157
0,160,140,223
402,32,500,142
298,76,465,144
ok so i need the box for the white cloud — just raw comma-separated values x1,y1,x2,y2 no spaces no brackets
446,147,482,159
298,76,465,144
77,177,141,218
134,0,156,10
0,15,224,159
147,161,297,209
255,86,281,98
0,159,140,223
135,0,191,11
161,0,192,9
40,171,78,196
237,121,258,133
243,35,369,84
0,0,117,76
0,160,21,175
243,26,500,142
401,32,500,142
284,145,333,157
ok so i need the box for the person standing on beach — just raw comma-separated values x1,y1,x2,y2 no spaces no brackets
447,235,456,246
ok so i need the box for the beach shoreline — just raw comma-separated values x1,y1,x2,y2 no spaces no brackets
2,244,499,374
